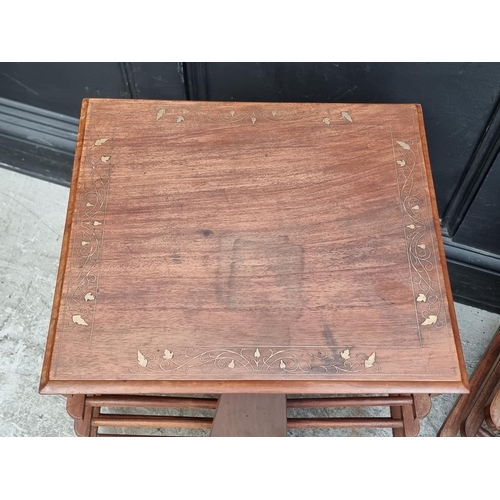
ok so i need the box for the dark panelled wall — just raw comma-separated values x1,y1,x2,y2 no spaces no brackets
0,62,499,313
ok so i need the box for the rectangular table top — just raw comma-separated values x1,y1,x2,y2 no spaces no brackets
40,99,468,395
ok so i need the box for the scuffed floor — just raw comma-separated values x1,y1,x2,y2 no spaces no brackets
1,167,499,437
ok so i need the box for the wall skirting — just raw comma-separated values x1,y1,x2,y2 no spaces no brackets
0,98,78,185
443,238,500,315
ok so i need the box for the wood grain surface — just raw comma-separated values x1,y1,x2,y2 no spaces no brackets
40,99,468,395
211,394,287,436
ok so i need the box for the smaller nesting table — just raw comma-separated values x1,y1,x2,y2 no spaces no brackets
440,326,500,437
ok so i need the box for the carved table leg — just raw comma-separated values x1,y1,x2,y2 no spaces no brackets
66,395,91,436
66,394,105,437
66,394,86,421
413,394,432,419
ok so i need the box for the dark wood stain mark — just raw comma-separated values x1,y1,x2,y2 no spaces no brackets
221,236,304,315
322,324,336,346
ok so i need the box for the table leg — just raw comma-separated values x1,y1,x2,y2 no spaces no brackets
390,394,421,437
413,394,432,419
66,394,92,436
66,394,85,420
74,399,92,437
390,405,404,437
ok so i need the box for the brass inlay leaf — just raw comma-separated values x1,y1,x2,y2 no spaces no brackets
364,352,376,368
341,349,350,360
407,224,415,229
72,315,88,326
421,315,438,326
416,294,427,302
94,138,109,146
92,221,102,226
396,141,410,150
341,111,353,122
137,350,148,367
418,244,426,249
254,348,261,358
163,349,173,360
228,360,235,369
100,155,111,163
84,292,95,302
397,160,406,166
322,117,331,125
412,205,420,210
279,360,286,369
156,109,166,120
176,115,184,123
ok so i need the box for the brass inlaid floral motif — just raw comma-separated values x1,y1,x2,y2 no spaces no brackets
65,109,445,368
155,107,355,126
394,139,443,335
130,347,380,374
66,137,112,339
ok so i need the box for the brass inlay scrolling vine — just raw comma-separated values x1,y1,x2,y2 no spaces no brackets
130,347,379,374
67,138,112,336
63,108,444,373
155,107,354,126
394,140,443,331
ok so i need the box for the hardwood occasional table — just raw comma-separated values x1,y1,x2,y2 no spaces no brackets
40,99,469,437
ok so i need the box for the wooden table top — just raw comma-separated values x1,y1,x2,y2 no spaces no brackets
40,99,468,395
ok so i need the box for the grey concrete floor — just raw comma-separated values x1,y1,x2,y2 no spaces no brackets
1,167,499,437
